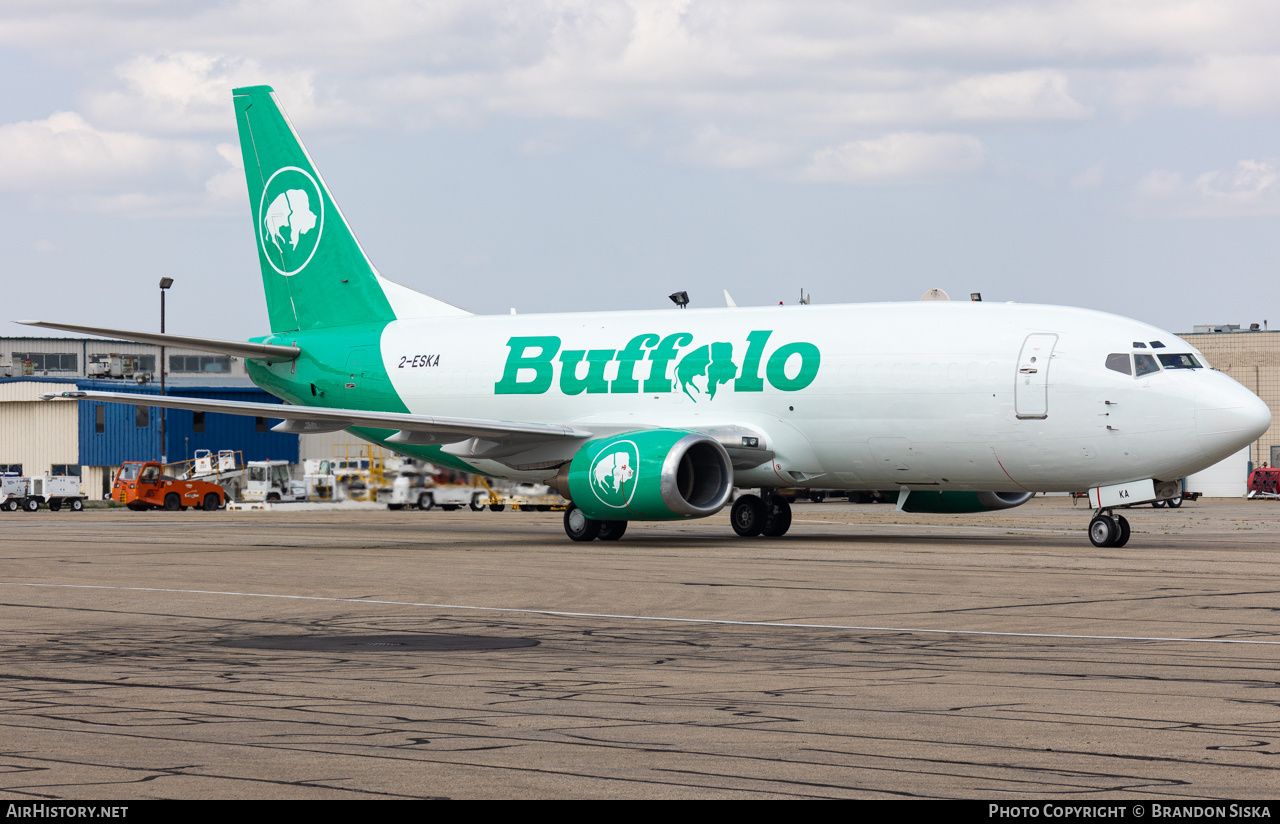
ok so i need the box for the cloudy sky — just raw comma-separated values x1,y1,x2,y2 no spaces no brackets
3,0,1279,340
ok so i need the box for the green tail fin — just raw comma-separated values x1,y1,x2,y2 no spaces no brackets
233,85,469,333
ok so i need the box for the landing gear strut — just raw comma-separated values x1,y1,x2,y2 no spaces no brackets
730,492,792,538
1088,509,1130,548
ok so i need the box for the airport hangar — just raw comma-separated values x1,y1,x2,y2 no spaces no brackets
0,336,351,498
0,326,1276,498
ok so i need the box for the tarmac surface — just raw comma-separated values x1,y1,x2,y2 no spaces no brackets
0,497,1278,799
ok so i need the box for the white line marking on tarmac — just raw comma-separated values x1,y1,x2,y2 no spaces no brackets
3,581,1278,646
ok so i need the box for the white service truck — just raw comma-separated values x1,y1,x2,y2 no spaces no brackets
242,461,308,503
1,475,88,512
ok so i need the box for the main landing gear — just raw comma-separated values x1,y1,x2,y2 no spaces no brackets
730,492,792,538
1088,509,1131,547
563,505,628,542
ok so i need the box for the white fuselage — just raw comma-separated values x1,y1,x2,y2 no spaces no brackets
372,301,1269,491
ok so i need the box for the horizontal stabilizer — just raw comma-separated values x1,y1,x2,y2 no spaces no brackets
17,321,301,362
40,389,593,443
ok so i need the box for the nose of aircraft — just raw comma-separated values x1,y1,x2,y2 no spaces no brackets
1195,377,1271,459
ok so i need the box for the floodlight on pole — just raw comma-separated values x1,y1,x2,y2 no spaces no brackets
669,291,689,309
159,278,174,465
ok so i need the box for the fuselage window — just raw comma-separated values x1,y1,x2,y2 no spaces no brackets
1149,341,1166,349
1132,342,1148,349
1135,353,1160,376
1105,353,1132,375
1158,353,1202,369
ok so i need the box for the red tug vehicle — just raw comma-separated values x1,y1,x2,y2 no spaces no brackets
112,461,227,511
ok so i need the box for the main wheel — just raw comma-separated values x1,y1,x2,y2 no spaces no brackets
23,498,39,512
597,520,627,541
1113,515,1131,547
808,491,826,504
731,494,765,537
70,498,84,512
163,493,181,511
1088,514,1117,547
470,494,486,511
564,505,601,542
418,493,434,511
202,493,219,511
762,494,793,537
1167,496,1182,508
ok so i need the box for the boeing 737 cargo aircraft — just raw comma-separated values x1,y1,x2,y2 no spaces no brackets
28,85,1271,546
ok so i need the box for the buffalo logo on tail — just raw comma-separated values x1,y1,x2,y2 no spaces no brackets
257,166,325,276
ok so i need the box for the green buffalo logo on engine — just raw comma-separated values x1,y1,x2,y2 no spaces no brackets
494,330,819,400
588,440,639,508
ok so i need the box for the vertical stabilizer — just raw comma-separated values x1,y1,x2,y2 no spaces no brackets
233,85,470,333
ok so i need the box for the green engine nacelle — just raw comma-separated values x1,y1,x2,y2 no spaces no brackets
899,490,1035,514
560,429,734,521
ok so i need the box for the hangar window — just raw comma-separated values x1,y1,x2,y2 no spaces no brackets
95,405,105,434
12,352,77,372
1105,354,1132,375
0,464,22,475
1158,353,1202,370
255,416,268,432
193,411,205,433
1135,354,1161,376
135,405,149,427
51,465,80,477
122,354,156,372
170,355,232,373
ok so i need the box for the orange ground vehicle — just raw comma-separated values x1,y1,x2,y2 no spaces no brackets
113,461,227,511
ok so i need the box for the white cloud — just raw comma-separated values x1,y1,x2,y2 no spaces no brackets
1133,159,1280,217
940,70,1091,121
83,53,339,134
803,132,985,183
0,111,208,191
0,109,244,214
204,142,245,201
676,125,786,169
1071,163,1105,190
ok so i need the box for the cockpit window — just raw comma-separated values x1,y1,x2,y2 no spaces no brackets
1132,342,1147,349
1149,341,1165,349
1158,353,1202,369
1134,353,1160,376
1105,353,1132,375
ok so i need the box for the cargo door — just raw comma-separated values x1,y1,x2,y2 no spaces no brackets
1015,333,1058,419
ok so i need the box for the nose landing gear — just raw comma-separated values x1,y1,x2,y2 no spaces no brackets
1088,509,1131,547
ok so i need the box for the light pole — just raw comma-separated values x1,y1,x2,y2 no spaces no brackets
159,277,173,465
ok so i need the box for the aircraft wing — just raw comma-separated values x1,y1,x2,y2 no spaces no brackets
39,390,593,444
18,321,300,362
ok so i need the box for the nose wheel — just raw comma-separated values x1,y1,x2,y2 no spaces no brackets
1088,511,1130,547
